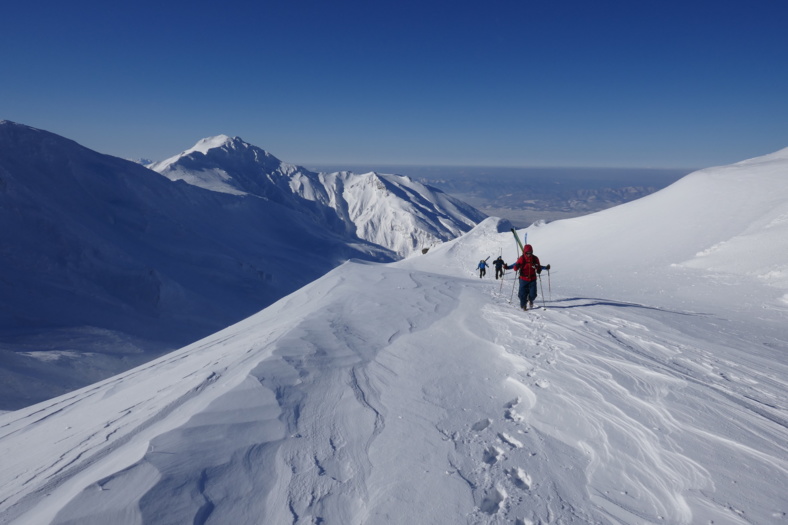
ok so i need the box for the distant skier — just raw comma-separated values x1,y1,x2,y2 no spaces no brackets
477,259,489,278
506,244,550,310
493,256,506,279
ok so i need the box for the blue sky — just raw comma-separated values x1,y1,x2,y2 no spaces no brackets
3,0,787,169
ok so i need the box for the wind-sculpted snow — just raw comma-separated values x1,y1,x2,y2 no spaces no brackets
0,262,465,523
1,148,787,523
1,252,786,523
476,298,786,524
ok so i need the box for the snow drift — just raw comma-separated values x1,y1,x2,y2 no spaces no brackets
1,147,786,524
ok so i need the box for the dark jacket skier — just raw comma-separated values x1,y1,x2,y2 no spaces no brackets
506,244,550,310
493,256,506,279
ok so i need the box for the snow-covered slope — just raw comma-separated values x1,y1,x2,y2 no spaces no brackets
0,121,393,410
517,146,788,307
150,136,486,257
1,149,786,524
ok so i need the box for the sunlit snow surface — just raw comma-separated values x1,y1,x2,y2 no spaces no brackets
1,149,787,524
149,135,485,258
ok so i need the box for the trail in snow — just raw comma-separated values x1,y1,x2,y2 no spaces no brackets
470,282,788,524
0,261,786,524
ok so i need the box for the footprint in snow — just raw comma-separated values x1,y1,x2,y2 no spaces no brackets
483,445,504,465
535,379,550,388
498,432,523,449
504,408,524,422
508,467,532,490
480,486,507,515
504,396,525,422
472,418,492,432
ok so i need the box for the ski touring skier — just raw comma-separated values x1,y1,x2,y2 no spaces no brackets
493,256,506,280
477,258,489,278
506,244,550,310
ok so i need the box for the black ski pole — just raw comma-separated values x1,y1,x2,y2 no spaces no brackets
548,268,552,302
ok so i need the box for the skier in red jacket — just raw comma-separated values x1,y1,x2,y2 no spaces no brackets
506,244,550,310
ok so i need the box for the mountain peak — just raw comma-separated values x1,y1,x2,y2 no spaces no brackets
147,136,485,256
189,134,237,154
149,135,281,173
185,134,261,157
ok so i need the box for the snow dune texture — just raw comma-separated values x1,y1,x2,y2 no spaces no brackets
1,149,787,524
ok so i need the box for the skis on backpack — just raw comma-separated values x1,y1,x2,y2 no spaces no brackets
510,228,525,253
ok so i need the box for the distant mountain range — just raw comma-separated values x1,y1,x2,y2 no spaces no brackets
0,121,484,409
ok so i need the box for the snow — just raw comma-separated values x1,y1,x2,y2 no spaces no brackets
146,135,235,171
0,122,479,410
148,136,486,257
1,149,787,524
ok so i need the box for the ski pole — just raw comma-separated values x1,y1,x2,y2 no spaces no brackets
548,268,552,302
509,272,517,304
538,273,546,308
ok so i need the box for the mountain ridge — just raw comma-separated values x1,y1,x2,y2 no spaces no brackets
149,135,487,257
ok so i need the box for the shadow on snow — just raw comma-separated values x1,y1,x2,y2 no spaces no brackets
543,297,709,317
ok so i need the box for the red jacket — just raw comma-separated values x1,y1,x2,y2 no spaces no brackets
512,245,542,281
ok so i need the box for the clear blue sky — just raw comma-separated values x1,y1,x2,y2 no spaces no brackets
3,0,787,169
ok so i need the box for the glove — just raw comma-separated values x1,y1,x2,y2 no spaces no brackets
545,264,551,270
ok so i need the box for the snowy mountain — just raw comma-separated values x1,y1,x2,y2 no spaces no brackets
0,121,397,410
1,148,786,524
149,135,486,257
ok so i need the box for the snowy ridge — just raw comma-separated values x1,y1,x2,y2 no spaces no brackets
150,136,486,257
1,148,786,524
328,170,482,257
504,146,788,308
675,147,788,292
